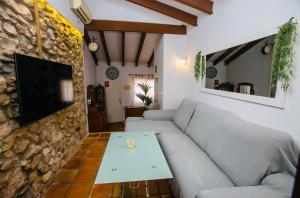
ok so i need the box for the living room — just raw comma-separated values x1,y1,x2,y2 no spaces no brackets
0,0,299,198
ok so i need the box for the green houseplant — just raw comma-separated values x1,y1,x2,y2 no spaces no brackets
136,83,154,109
194,51,206,81
272,17,298,91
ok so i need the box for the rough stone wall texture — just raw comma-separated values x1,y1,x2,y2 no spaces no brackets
0,0,87,197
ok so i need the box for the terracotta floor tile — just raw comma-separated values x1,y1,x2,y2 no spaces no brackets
87,150,103,158
161,195,173,198
111,183,121,198
88,133,101,138
66,182,93,198
73,150,89,158
83,158,100,169
136,182,146,196
123,183,136,197
74,168,97,182
82,138,95,145
65,158,85,169
90,184,114,198
157,179,171,194
148,180,159,195
45,183,71,198
55,169,78,183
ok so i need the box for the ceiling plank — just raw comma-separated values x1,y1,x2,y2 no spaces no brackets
213,46,240,66
84,20,186,35
85,20,186,35
174,0,213,14
126,0,197,26
83,29,98,66
99,31,111,66
224,38,265,65
148,52,154,67
122,31,125,66
135,32,146,67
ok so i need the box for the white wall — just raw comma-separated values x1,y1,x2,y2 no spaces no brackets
154,35,189,110
96,61,154,123
184,0,300,143
47,0,83,32
154,37,164,108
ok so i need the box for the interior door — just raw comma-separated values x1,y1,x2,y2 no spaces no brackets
105,80,124,123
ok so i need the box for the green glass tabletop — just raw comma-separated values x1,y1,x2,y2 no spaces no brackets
95,131,173,184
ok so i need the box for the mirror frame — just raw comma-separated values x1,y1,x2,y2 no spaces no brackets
198,26,287,109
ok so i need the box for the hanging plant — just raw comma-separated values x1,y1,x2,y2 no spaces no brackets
194,51,206,81
271,17,298,91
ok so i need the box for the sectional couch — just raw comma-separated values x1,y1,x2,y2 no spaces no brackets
125,99,299,198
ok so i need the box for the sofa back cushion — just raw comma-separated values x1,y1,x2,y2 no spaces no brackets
172,99,198,131
186,103,298,186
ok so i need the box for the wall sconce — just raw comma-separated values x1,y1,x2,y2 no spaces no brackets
176,57,187,67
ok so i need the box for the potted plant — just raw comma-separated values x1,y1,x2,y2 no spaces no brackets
136,83,154,109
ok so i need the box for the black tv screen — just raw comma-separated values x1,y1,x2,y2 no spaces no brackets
14,53,74,126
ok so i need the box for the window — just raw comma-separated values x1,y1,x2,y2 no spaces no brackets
132,77,155,105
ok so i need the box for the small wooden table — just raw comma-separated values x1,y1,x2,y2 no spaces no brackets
125,106,146,119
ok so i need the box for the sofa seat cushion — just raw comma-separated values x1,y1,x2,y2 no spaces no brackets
172,99,198,131
196,185,289,198
125,119,182,135
186,103,299,187
168,150,235,198
157,132,202,156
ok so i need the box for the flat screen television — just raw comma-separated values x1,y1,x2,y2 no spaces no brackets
14,53,74,126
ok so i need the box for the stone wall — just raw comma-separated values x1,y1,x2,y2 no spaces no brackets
0,0,87,197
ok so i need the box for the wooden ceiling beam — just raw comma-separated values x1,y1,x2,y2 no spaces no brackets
83,29,98,66
174,0,213,14
135,32,146,67
99,31,111,66
224,38,265,65
121,31,125,66
213,46,240,66
206,53,214,61
148,52,154,67
126,0,197,26
85,20,186,35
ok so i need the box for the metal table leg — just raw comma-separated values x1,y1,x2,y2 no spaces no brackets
145,181,150,198
121,182,124,198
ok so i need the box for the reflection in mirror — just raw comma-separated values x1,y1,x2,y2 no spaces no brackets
205,34,277,98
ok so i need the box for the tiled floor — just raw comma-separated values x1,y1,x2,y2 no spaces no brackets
45,132,174,198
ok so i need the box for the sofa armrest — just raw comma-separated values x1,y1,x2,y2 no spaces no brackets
143,110,176,121
196,186,287,198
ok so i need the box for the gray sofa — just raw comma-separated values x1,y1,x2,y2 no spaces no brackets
125,99,299,198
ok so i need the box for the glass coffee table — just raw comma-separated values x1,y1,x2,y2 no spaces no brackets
95,131,173,197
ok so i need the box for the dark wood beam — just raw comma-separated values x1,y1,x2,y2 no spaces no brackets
224,38,265,65
126,0,197,26
206,53,214,61
148,52,154,67
99,31,110,66
83,29,98,65
213,46,239,66
135,32,146,67
85,20,186,35
122,31,125,66
174,0,213,14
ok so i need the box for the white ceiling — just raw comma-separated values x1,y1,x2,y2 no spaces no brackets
87,31,161,65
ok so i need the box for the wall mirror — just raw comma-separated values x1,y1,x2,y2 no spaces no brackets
205,34,276,98
199,27,287,108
